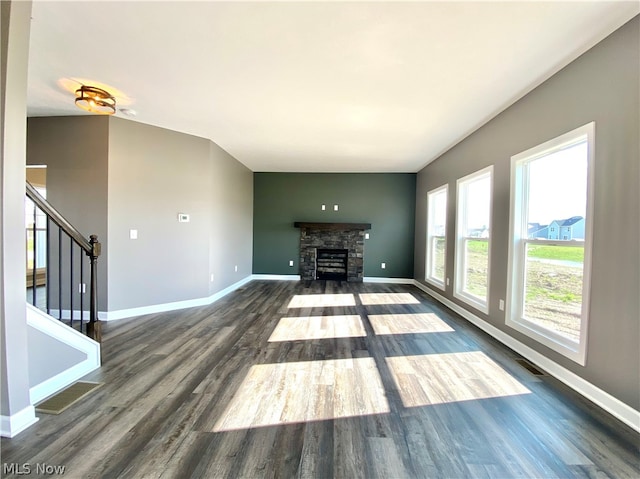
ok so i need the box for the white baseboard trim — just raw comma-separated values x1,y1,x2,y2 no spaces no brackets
103,275,254,321
0,406,39,438
44,308,110,321
412,280,640,433
363,277,414,284
251,274,301,281
26,304,101,405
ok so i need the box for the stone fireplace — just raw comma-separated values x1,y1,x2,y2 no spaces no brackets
294,222,371,282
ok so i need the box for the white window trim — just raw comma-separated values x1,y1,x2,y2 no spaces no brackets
425,184,448,290
454,166,493,314
506,122,595,366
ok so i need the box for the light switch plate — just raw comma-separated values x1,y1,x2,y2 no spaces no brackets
129,229,138,240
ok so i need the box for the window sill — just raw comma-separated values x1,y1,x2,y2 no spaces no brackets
453,290,488,315
506,316,586,366
425,277,446,291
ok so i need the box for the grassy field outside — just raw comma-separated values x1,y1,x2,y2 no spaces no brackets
431,237,446,281
524,260,582,341
464,239,489,299
526,243,584,263
464,240,583,341
524,243,583,341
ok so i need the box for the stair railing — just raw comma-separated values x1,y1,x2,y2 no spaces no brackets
25,181,102,343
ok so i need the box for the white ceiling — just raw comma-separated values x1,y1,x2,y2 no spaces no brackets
27,1,639,173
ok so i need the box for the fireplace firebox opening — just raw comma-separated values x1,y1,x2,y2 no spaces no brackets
316,249,348,280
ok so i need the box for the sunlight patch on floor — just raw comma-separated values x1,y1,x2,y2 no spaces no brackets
369,313,455,335
386,351,531,407
268,315,366,342
359,293,420,305
213,358,390,432
287,294,356,308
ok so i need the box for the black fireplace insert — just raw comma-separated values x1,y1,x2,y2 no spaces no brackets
316,249,348,280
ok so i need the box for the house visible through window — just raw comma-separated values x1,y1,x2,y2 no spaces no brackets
454,166,493,313
426,185,447,289
506,122,594,365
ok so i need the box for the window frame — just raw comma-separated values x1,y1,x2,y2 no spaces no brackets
506,122,595,365
454,166,493,313
425,184,448,290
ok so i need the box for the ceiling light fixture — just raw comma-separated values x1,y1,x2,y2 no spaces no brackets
75,85,116,115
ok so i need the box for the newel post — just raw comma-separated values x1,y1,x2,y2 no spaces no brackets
86,234,102,344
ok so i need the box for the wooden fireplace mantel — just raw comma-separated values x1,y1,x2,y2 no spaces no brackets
293,222,371,230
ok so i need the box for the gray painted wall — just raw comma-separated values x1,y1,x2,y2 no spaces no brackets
107,119,212,310
107,117,253,310
27,327,87,386
1,0,33,419
253,173,416,278
27,116,253,313
414,17,639,409
27,116,110,311
208,141,254,295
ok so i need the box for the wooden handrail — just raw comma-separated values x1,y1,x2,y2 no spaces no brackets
26,181,93,255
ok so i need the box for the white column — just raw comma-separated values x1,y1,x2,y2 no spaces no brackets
0,0,38,437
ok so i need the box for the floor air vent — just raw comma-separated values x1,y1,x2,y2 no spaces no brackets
515,358,546,376
36,381,103,415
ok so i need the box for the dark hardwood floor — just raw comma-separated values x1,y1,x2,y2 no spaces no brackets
3,280,639,478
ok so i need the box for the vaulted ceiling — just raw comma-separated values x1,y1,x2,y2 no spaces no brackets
26,1,639,172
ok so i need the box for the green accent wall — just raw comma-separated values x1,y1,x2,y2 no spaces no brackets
253,173,416,278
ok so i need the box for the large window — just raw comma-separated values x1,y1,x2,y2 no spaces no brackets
506,123,594,365
25,186,47,271
454,166,493,312
426,185,447,289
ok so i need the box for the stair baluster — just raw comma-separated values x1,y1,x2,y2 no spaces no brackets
25,181,102,344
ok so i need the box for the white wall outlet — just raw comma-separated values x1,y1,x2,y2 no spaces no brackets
289,260,294,267
499,299,505,311
129,229,138,240
79,283,86,294
333,204,339,211
365,233,370,239
381,262,386,269
234,265,238,272
321,204,326,211
446,278,450,286
178,213,190,223
210,274,214,282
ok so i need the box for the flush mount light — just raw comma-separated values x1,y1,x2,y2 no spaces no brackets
75,85,116,115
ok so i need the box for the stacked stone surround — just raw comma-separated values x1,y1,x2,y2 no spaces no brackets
298,225,367,282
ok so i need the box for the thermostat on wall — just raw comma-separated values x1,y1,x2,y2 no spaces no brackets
178,213,190,223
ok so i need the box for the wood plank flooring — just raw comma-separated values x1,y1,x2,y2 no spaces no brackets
2,280,639,478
